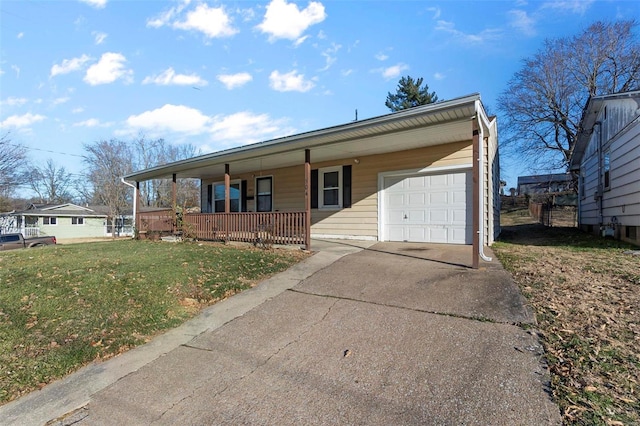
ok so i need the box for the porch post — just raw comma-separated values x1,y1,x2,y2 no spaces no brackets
172,173,177,234
472,121,480,269
304,149,311,251
224,164,230,213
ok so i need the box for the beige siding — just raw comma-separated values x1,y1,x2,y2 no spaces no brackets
202,141,473,239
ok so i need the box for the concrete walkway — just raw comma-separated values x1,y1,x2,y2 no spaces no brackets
0,240,561,425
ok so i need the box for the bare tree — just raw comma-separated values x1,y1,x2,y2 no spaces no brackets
83,140,134,234
498,20,640,170
0,133,28,210
26,159,74,204
132,136,200,208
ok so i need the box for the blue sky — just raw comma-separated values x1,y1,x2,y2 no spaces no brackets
1,0,638,193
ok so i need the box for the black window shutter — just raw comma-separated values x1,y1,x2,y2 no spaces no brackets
241,180,248,212
311,169,318,209
343,165,352,208
207,184,213,213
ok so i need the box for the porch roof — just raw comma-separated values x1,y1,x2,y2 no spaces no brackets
124,93,487,182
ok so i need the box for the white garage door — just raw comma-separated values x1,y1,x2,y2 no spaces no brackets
383,170,472,244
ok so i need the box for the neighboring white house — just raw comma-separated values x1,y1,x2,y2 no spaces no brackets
570,90,640,246
1,203,137,239
517,174,573,195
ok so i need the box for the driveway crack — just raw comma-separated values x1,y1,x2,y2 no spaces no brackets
287,288,522,326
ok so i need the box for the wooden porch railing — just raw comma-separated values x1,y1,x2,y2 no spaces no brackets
137,210,309,247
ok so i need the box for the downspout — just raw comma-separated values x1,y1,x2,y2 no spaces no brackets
475,102,492,262
121,177,137,238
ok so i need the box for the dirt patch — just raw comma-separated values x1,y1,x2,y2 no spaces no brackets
494,213,639,425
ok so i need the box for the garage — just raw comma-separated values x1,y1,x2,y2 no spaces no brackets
382,169,472,244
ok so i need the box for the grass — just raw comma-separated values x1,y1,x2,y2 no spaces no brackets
0,240,308,404
494,210,640,425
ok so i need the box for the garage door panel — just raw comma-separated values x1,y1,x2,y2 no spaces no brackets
429,209,448,223
383,170,472,244
428,191,448,204
408,193,426,205
407,210,426,222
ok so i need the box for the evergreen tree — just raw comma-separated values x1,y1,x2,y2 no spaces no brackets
385,76,438,111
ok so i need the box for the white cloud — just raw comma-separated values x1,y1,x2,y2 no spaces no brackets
375,52,389,61
142,68,208,86
541,0,594,14
1,97,28,107
319,43,341,71
209,111,292,145
52,97,70,106
51,54,91,77
341,69,353,77
508,10,536,36
17,32,24,39
433,72,445,81
217,72,253,89
126,104,211,134
426,7,441,19
435,20,501,44
72,107,85,114
93,31,108,44
257,0,326,42
378,63,409,80
79,0,107,8
84,52,133,85
73,118,110,127
149,2,237,38
11,65,20,78
0,113,46,128
269,70,315,92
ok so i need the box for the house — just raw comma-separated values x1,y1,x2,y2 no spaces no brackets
1,203,145,239
517,174,573,195
125,94,500,267
4,203,109,239
569,90,640,246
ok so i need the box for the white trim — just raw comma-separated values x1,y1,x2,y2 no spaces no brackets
311,233,378,241
254,175,274,212
318,166,343,210
377,164,473,242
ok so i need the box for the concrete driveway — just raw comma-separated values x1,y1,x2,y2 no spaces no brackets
1,240,560,425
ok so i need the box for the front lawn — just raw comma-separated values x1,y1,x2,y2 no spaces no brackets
493,216,639,425
0,240,308,404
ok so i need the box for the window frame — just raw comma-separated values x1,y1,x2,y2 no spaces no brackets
42,216,57,225
319,166,342,209
71,217,85,225
212,179,243,213
255,176,273,212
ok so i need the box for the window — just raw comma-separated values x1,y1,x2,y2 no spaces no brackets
213,181,242,212
256,177,273,212
43,216,57,225
311,165,352,209
603,151,610,189
580,168,585,198
72,217,84,225
320,166,342,208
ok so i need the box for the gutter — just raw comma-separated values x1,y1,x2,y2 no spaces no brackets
475,101,492,262
121,177,137,237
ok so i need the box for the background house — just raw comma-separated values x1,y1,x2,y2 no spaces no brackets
517,174,574,195
570,90,640,246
